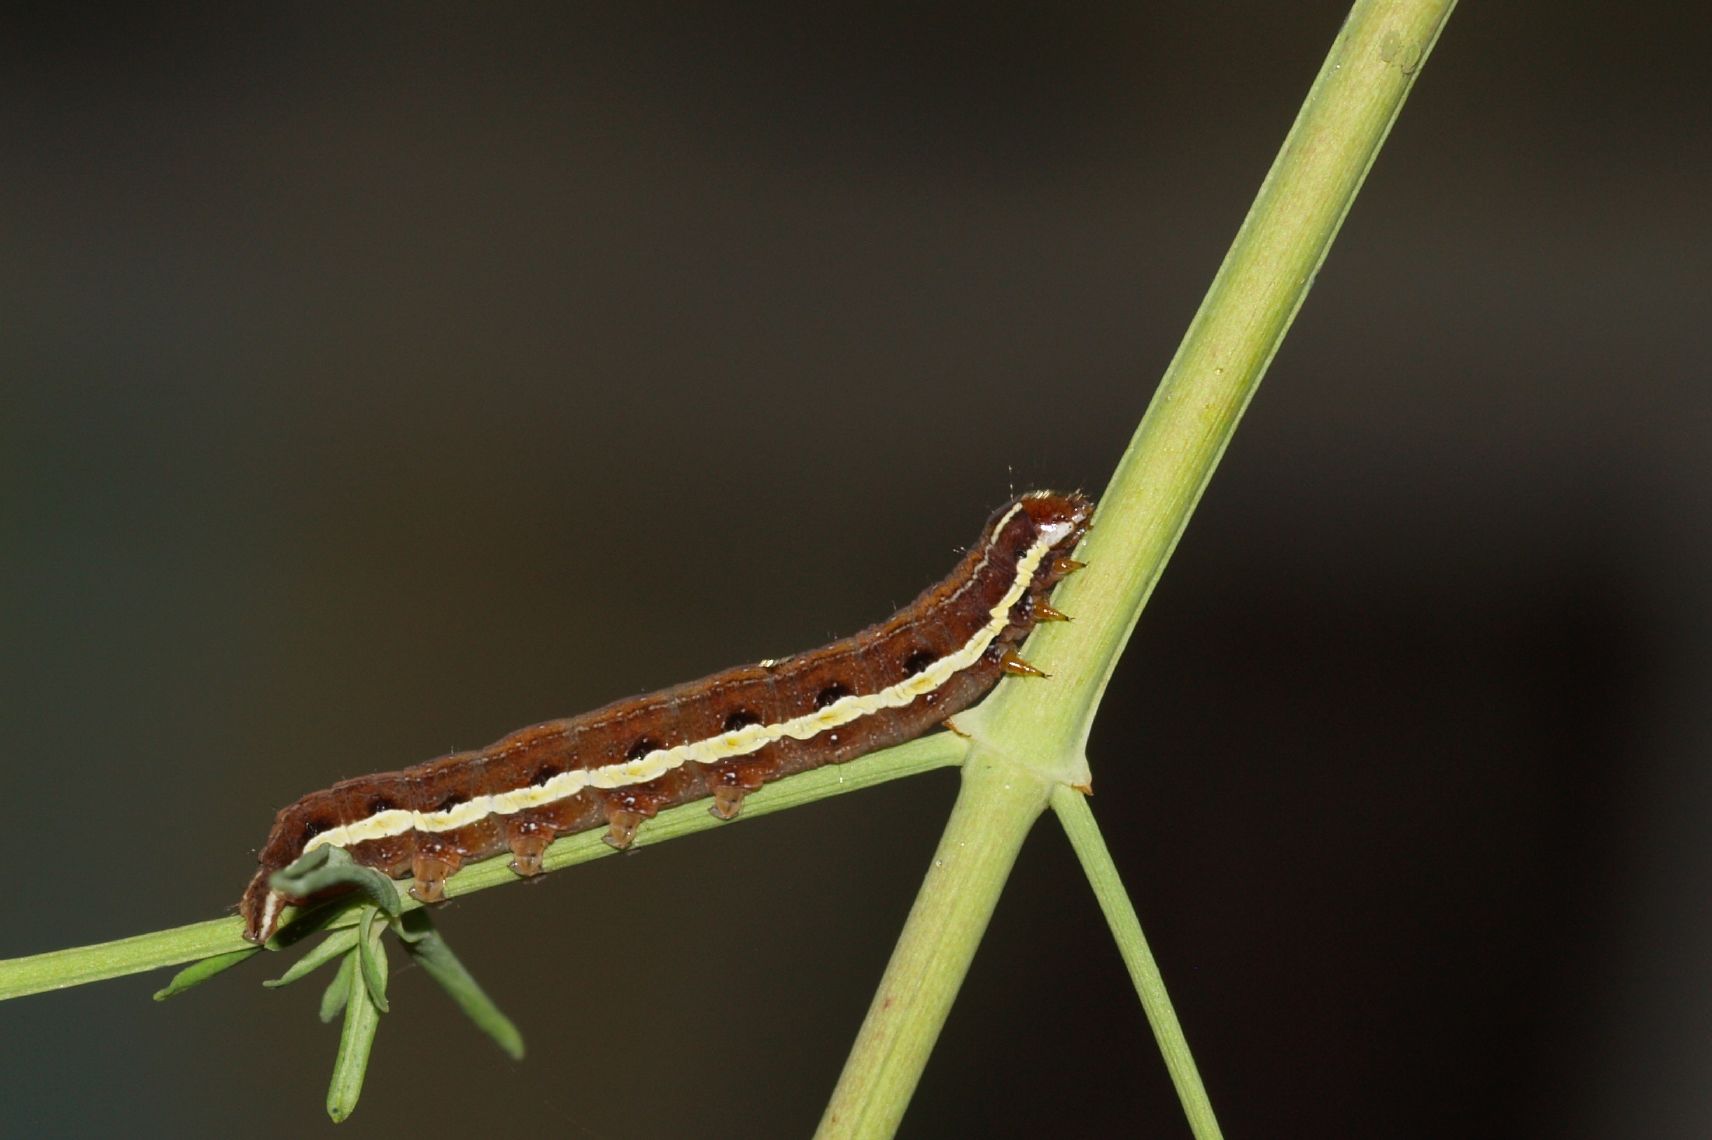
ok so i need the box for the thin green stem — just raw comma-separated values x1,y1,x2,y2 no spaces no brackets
0,731,965,1003
1052,787,1221,1140
0,915,249,1001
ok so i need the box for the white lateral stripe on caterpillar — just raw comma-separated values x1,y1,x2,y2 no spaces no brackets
301,505,1068,857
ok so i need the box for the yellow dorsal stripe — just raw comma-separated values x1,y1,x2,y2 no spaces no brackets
303,507,1066,856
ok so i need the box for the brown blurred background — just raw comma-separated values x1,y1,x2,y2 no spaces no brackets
4,4,1708,1137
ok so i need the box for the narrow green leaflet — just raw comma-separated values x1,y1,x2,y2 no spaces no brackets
326,935,386,1122
151,947,261,1001
262,927,361,989
355,907,390,1013
318,952,357,1024
269,846,402,922
397,910,525,1060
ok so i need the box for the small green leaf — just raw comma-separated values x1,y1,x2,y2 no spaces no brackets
270,847,402,919
398,910,525,1060
327,940,386,1122
262,928,361,989
355,906,390,1014
318,952,357,1024
152,947,261,1001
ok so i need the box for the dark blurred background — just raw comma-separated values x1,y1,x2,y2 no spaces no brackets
4,4,1708,1137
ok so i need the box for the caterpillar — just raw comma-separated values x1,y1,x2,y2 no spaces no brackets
240,490,1093,944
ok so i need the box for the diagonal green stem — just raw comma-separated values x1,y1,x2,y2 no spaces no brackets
819,0,1458,1135
1052,787,1221,1139
985,0,1460,769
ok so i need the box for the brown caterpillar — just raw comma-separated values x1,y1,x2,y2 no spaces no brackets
240,490,1092,943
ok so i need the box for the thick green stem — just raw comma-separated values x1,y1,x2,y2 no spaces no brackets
819,0,1457,1134
974,0,1459,770
817,753,1052,1138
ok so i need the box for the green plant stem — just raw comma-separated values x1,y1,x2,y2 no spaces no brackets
1052,786,1221,1139
976,0,1459,768
0,915,249,1001
817,752,1051,1139
0,732,965,1002
819,0,1456,1134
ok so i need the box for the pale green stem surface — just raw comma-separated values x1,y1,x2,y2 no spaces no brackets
817,752,1051,1139
0,732,964,1003
0,915,249,1001
818,0,1456,1135
982,0,1459,767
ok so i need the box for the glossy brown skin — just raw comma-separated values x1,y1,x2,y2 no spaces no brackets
240,491,1092,941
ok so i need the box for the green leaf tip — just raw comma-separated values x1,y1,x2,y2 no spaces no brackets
262,927,361,989
398,910,525,1060
152,947,261,1001
326,926,388,1122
